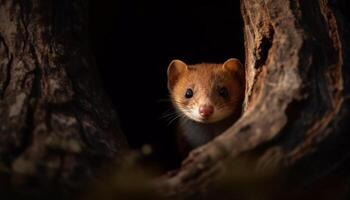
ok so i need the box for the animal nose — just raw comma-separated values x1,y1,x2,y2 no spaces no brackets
199,105,214,118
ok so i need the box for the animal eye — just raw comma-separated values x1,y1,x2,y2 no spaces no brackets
185,88,193,98
218,87,228,98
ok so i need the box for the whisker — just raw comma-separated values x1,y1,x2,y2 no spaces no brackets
159,108,179,120
166,114,182,126
159,112,178,120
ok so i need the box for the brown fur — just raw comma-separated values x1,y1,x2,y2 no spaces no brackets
172,63,243,113
167,58,245,157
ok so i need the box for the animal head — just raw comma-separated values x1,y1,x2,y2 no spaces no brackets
167,58,245,123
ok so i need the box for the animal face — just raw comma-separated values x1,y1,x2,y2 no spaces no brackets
168,59,245,123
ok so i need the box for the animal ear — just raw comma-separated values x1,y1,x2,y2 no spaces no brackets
223,58,245,83
167,59,188,91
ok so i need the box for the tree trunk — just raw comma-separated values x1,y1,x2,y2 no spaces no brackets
159,0,350,198
0,0,128,196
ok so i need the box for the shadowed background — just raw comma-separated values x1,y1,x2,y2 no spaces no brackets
89,0,244,169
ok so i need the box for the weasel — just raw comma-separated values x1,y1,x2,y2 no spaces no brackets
167,58,245,156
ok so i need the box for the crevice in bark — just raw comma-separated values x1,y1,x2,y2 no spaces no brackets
255,26,274,69
71,106,93,150
2,55,13,99
0,33,13,99
14,44,42,162
17,1,31,54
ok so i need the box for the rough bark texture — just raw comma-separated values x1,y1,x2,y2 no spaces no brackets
159,0,350,198
0,0,128,196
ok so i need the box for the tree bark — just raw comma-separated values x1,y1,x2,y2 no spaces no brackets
158,0,350,198
0,0,128,195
